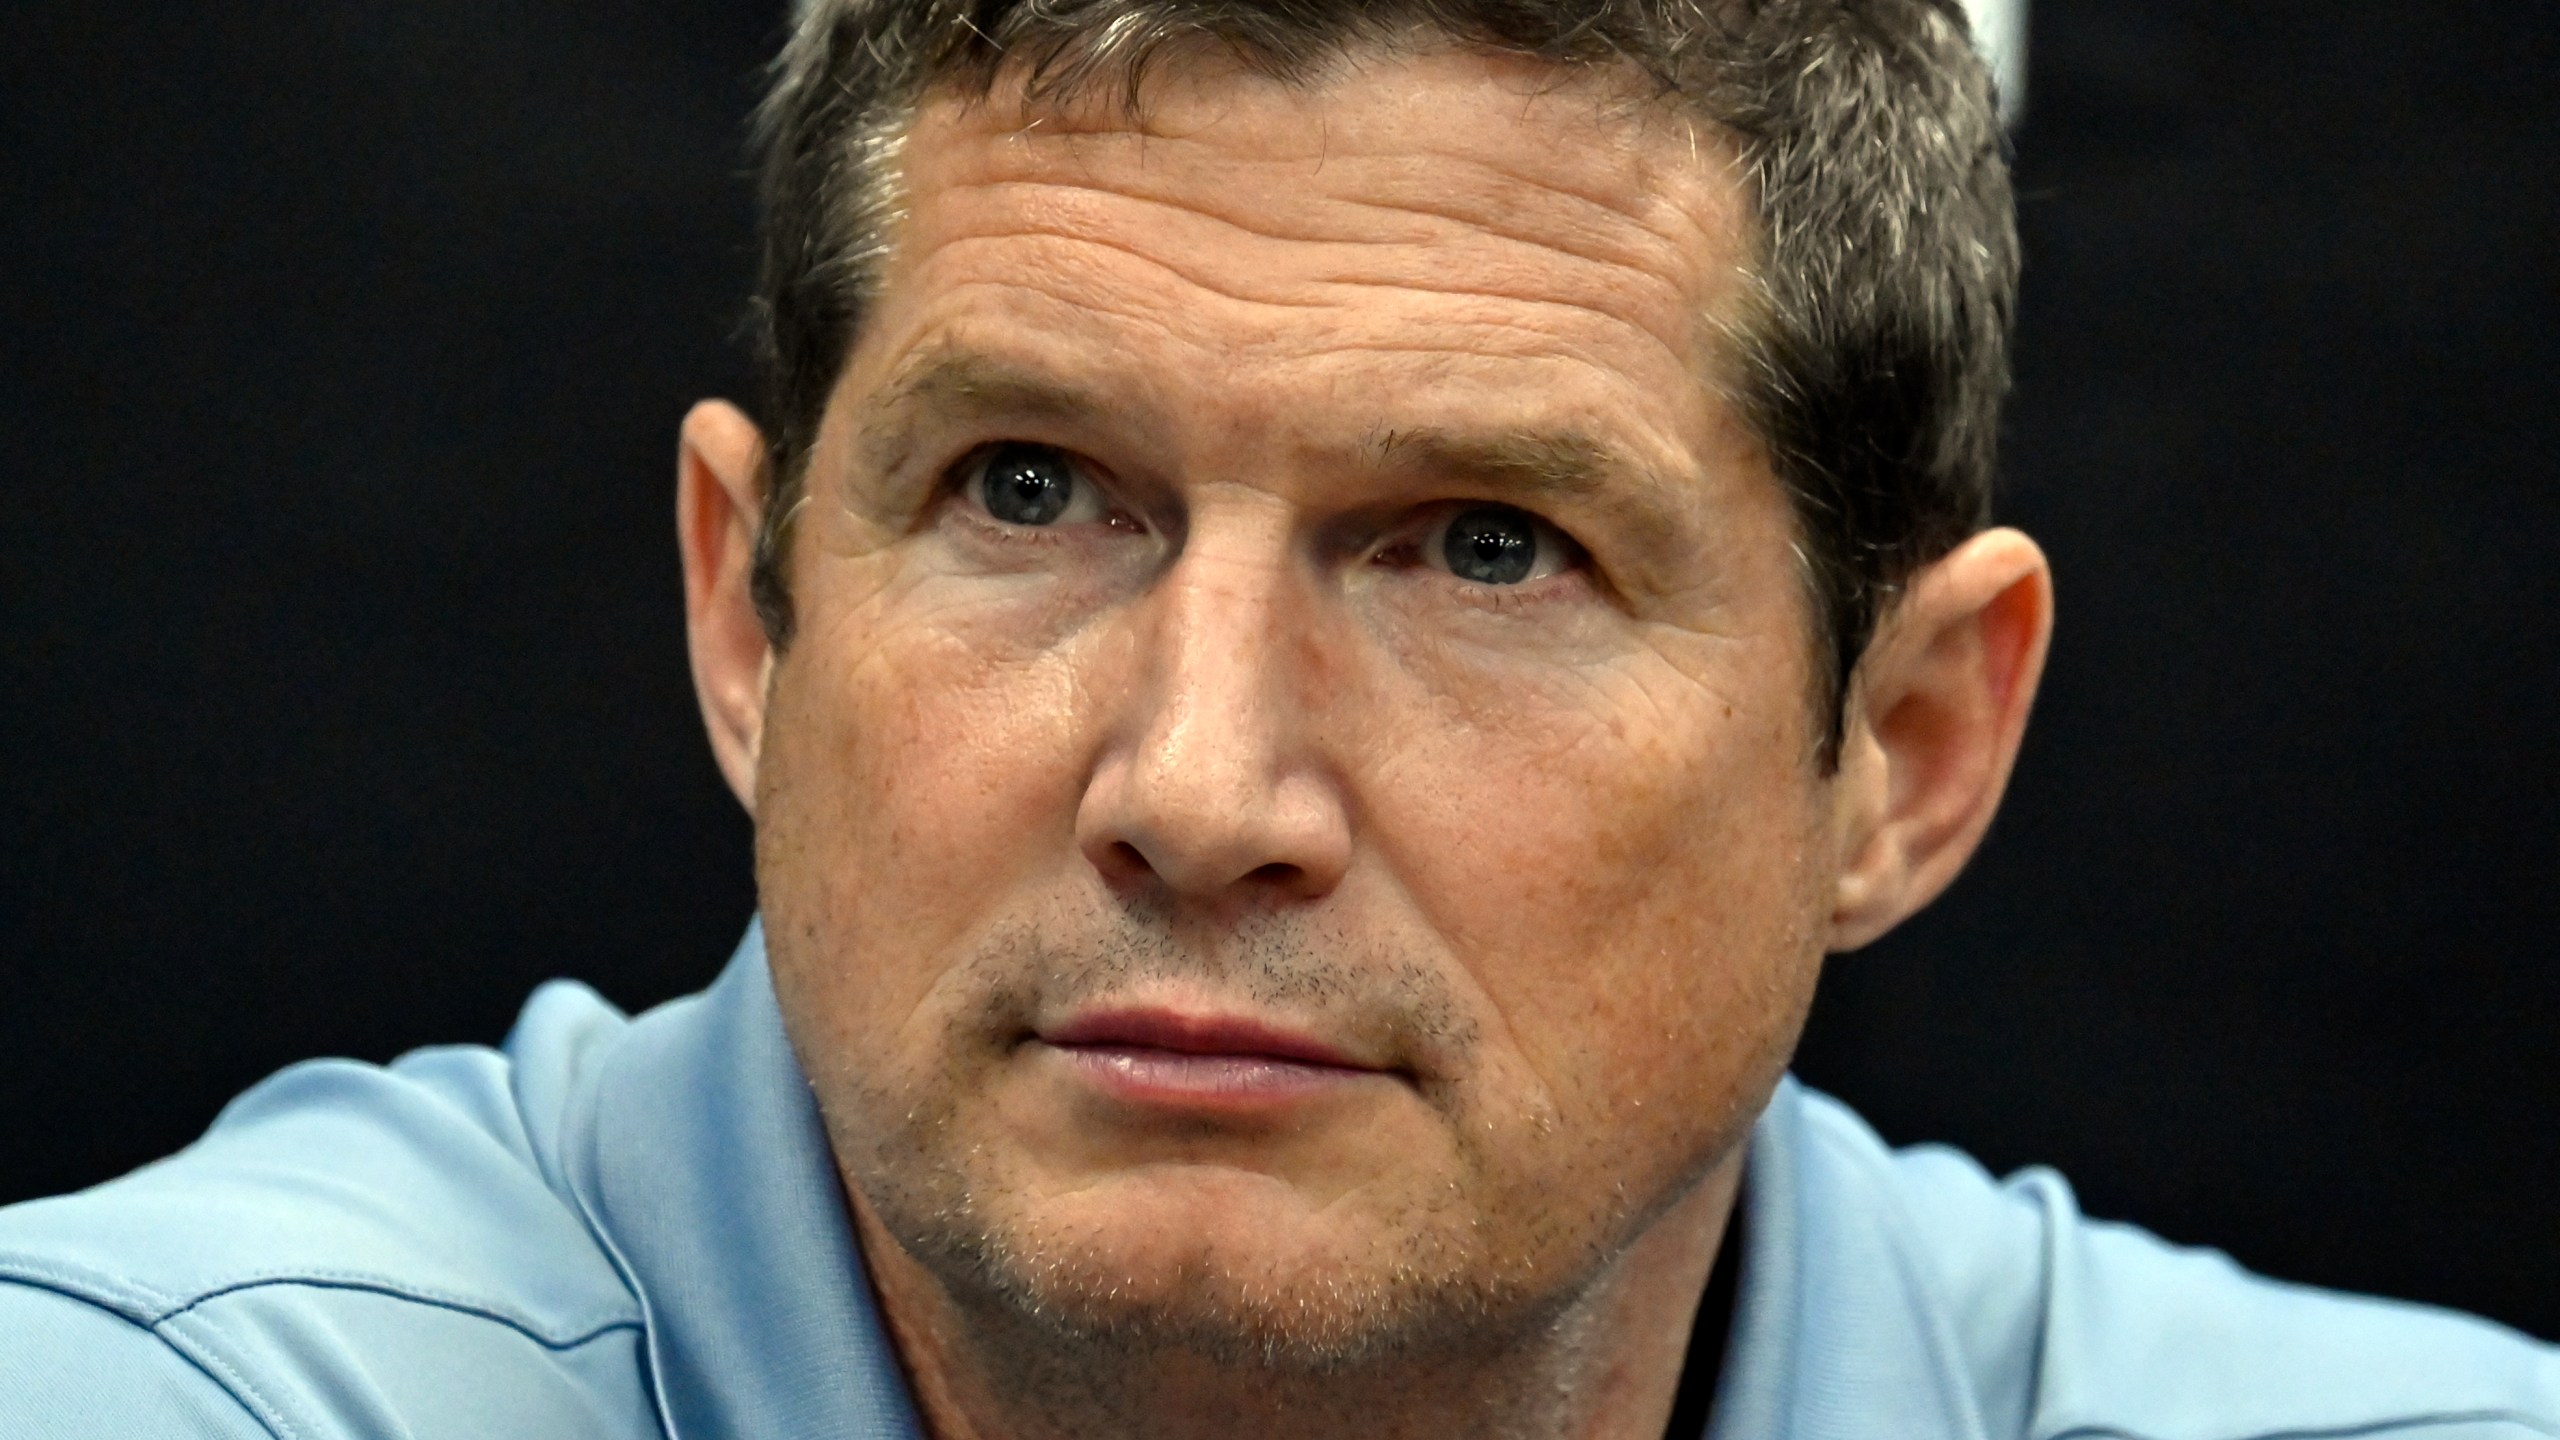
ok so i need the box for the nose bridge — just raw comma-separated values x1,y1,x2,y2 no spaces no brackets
1141,520,1296,808
1080,506,1350,901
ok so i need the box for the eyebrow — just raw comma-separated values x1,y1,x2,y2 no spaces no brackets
1370,425,1692,574
1371,427,1620,503
855,348,1108,480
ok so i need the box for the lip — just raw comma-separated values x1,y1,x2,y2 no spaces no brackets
1042,1008,1374,1069
1035,1007,1392,1111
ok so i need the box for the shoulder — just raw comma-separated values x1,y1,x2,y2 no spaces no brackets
1788,1085,2560,1440
0,980,659,1439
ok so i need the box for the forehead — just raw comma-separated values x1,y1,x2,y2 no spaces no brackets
897,50,1748,348
836,47,1772,540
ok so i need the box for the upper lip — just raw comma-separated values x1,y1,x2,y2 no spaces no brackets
1039,1007,1378,1071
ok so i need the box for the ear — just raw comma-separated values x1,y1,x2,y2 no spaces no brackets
1826,527,2053,951
677,399,774,814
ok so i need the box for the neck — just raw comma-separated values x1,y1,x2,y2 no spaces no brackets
852,1159,1742,1440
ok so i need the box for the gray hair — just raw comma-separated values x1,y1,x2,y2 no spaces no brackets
745,0,2017,762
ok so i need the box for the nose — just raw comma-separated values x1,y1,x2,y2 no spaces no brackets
1076,524,1353,907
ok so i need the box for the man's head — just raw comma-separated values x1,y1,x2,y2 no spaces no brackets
747,0,2021,753
674,0,2050,1405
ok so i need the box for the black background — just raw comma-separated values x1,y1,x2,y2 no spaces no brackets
5,2,2555,1341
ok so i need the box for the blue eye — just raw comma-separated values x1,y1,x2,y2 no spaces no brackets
979,443,1078,526
1441,506,1541,585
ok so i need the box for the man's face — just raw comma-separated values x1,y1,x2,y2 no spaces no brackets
752,49,1841,1361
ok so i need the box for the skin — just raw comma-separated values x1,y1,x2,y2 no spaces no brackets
677,45,2052,1440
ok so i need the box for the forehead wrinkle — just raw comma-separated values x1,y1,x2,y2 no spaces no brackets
889,57,1762,421
912,73,1737,273
898,113,1740,387
950,46,1727,231
922,218,1703,382
997,135,1699,246
884,273,1690,425
927,149,1717,325
884,259,1720,487
926,169,1695,311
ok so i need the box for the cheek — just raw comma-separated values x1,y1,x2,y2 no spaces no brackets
755,564,1112,1036
1367,642,1829,1137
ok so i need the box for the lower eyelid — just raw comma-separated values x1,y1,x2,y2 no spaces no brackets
947,493,1146,550
950,505,1068,547
1430,568,1590,614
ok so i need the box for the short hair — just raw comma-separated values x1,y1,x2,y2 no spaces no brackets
745,0,2016,761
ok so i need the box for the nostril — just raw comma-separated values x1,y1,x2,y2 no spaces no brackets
1106,841,1153,880
1245,862,1303,888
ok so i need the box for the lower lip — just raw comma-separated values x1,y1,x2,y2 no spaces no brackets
1045,1043,1377,1109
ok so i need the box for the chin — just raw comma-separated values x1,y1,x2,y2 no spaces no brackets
870,1154,1560,1372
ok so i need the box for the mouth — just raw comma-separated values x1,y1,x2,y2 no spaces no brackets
1034,1007,1399,1111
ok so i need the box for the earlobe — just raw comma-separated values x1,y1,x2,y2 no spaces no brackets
677,399,775,815
1826,528,2054,951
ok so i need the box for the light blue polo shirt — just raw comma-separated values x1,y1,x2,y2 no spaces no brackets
3,924,2554,1439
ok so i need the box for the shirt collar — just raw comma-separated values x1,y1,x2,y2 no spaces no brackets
572,920,925,1440
1709,1076,1991,1440
572,924,1985,1440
